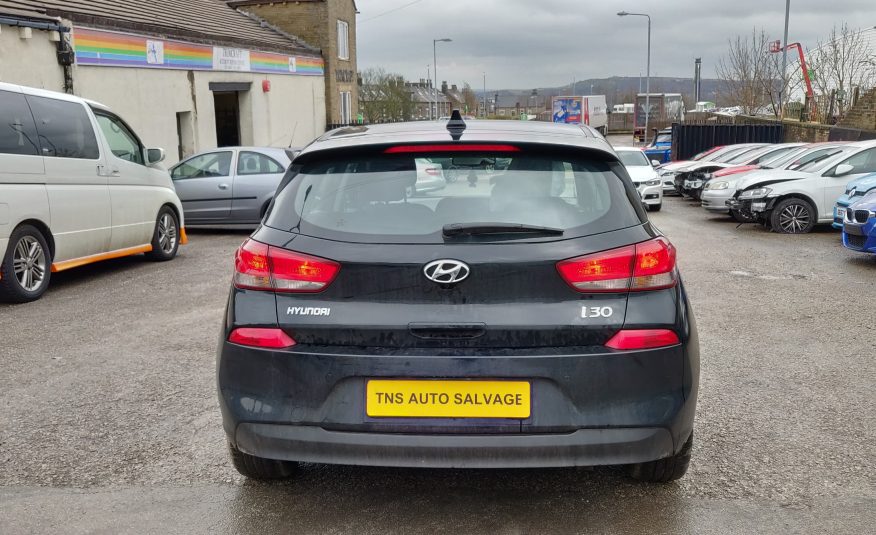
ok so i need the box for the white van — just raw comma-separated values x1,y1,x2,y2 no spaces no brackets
0,82,186,303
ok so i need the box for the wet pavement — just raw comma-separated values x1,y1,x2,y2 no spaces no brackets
1,180,874,533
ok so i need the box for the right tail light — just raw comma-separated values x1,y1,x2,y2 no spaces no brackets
557,237,677,293
234,238,340,293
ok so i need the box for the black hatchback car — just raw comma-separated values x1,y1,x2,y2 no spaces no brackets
218,115,699,482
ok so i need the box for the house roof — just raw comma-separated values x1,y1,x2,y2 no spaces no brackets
0,0,318,55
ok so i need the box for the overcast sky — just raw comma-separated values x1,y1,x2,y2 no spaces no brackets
356,0,875,90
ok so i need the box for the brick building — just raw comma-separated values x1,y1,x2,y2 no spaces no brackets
230,0,358,125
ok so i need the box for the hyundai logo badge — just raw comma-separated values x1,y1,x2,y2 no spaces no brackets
423,259,470,284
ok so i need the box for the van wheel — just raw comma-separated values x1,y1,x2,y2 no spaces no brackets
628,433,693,483
146,207,180,261
649,203,662,212
0,224,52,303
228,442,298,480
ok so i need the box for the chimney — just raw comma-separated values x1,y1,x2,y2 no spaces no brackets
452,84,458,92
441,81,448,94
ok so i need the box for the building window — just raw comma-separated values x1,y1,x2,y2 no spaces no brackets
337,20,349,60
340,91,352,123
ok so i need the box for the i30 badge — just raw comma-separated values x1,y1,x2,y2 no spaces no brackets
424,259,470,284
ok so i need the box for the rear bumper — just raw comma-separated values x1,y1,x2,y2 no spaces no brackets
218,340,698,468
235,423,674,468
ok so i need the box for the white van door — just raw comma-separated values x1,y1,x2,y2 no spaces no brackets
92,109,157,250
26,94,111,264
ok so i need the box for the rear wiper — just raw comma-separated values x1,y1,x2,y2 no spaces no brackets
442,222,564,237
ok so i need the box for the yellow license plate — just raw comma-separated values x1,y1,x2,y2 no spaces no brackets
366,380,530,419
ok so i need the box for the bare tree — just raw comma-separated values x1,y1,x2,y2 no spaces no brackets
717,29,776,115
461,83,479,115
807,23,876,120
358,67,414,123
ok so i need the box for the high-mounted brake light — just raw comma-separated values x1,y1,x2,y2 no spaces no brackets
229,327,296,349
234,239,340,293
556,237,677,293
384,144,521,154
605,329,680,350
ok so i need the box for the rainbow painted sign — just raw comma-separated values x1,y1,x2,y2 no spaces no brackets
73,28,324,76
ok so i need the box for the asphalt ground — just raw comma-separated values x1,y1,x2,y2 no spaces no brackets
1,155,874,533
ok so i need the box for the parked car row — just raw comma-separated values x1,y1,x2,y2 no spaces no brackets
656,139,876,254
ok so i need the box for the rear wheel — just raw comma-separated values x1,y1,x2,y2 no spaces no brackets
628,433,693,483
146,207,180,261
228,442,298,479
0,224,52,303
770,198,816,234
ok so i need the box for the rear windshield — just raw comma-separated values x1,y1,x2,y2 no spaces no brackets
266,150,642,243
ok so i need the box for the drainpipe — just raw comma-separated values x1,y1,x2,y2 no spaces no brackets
0,16,73,93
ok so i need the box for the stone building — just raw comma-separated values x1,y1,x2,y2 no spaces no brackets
229,0,359,126
0,0,328,165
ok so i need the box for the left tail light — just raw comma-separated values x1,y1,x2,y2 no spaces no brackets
556,237,677,293
234,238,340,293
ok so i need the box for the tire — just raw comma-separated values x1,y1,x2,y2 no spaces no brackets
628,432,693,483
730,209,756,223
769,198,817,234
0,224,52,303
228,442,298,480
649,203,662,212
146,207,180,261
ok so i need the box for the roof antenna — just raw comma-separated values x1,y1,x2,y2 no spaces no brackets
446,109,466,141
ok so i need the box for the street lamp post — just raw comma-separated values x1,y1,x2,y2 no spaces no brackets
433,38,452,120
618,11,651,144
780,0,790,118
483,72,487,118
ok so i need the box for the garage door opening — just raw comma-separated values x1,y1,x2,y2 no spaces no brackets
213,91,241,147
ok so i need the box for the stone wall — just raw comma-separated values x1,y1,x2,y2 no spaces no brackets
838,88,876,131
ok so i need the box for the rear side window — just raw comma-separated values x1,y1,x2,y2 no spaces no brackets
237,151,284,175
266,149,641,243
27,95,99,159
0,90,40,156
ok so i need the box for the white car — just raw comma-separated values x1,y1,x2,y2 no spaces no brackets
616,147,663,211
701,143,847,220
0,82,185,303
730,140,876,233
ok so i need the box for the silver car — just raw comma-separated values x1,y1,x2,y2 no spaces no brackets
171,147,294,225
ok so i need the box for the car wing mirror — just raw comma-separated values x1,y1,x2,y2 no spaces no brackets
146,148,166,165
832,163,854,177
651,160,661,167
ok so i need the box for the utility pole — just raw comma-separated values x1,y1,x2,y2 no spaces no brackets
618,11,651,143
780,0,791,118
432,38,452,120
483,72,487,118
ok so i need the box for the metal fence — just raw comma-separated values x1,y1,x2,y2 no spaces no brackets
671,123,785,161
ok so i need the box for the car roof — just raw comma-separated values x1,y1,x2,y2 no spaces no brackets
303,120,616,158
0,81,107,108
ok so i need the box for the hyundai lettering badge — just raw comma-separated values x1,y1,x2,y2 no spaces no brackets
423,260,470,284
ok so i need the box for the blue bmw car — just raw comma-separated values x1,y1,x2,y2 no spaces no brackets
842,191,876,254
833,172,876,229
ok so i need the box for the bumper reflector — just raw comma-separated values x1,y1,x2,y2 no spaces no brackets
228,328,296,349
605,329,680,350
